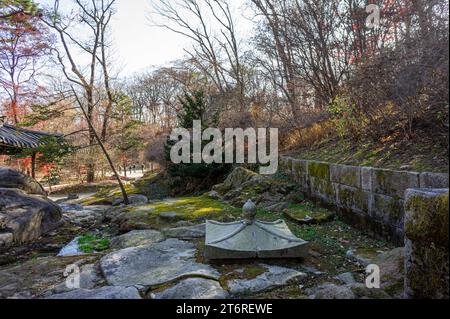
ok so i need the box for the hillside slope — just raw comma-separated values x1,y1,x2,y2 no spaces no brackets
285,134,448,173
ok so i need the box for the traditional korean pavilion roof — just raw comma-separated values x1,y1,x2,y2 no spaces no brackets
0,122,63,153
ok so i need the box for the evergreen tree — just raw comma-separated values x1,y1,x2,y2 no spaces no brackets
165,90,230,189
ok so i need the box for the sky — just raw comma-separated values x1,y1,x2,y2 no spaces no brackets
36,0,253,77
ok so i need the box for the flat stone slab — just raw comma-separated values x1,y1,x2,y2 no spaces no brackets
163,223,206,240
110,230,164,249
100,239,220,287
57,237,85,257
152,278,228,299
227,264,306,295
46,286,142,299
59,204,106,226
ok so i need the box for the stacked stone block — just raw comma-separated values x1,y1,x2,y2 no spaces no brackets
404,189,449,299
280,157,449,245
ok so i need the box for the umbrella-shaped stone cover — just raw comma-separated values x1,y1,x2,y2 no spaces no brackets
205,219,309,260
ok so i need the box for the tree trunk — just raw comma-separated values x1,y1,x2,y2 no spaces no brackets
31,152,36,179
74,92,129,205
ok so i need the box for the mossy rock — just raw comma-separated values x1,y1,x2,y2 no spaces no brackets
405,190,449,246
133,172,171,200
214,167,263,195
283,202,334,224
77,183,140,206
117,195,241,231
404,189,449,299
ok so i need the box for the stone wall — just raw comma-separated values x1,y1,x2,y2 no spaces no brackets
279,157,449,245
404,189,449,299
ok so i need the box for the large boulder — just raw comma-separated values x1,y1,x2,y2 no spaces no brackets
213,167,265,193
59,203,106,226
100,239,220,288
0,188,62,244
0,167,46,196
133,172,171,200
212,167,297,209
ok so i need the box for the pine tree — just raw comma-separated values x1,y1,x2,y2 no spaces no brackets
165,90,229,189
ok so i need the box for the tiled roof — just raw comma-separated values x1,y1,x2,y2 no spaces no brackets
0,124,63,150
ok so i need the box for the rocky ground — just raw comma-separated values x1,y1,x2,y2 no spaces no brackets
0,168,405,300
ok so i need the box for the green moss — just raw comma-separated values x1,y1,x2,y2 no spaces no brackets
308,162,330,180
77,234,110,253
241,183,267,195
77,183,139,205
405,192,449,247
126,195,241,221
283,202,334,223
403,191,449,298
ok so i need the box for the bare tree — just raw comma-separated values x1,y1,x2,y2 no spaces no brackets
150,0,247,112
43,0,129,203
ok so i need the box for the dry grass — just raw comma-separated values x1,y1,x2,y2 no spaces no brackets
281,120,334,151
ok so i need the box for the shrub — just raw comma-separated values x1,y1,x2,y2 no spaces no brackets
165,90,231,193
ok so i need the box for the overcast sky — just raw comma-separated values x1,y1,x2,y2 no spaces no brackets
37,0,253,77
